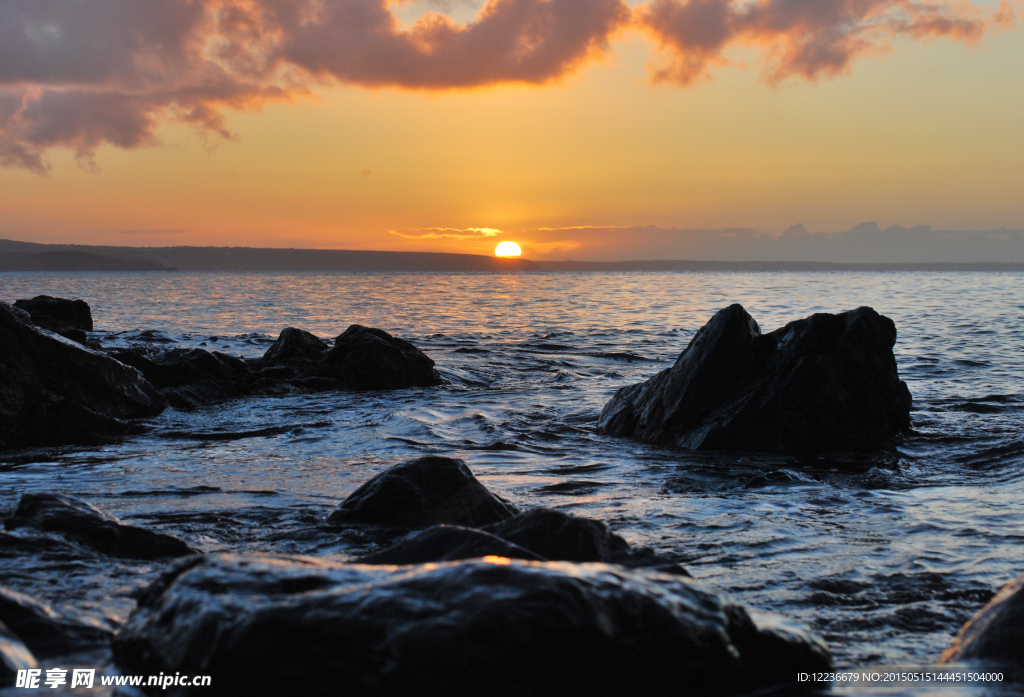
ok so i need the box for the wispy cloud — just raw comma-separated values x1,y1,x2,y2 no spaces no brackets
0,0,1014,172
389,227,502,239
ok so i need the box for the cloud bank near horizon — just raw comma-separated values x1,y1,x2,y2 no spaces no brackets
1,0,1014,173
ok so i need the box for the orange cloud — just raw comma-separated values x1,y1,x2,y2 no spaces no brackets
389,227,502,239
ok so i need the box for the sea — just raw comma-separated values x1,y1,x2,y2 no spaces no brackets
2,271,1023,695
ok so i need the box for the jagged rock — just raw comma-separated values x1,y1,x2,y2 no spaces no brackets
113,554,832,697
4,493,197,560
315,324,443,390
597,304,912,453
109,347,250,409
263,328,329,365
0,302,166,450
0,587,111,658
358,525,546,564
14,295,93,332
0,620,37,687
940,571,1024,666
484,508,687,574
327,457,518,528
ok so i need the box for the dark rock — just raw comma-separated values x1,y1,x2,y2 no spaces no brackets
0,302,166,450
940,571,1024,665
0,621,37,687
327,456,518,528
484,508,687,573
0,586,111,658
110,347,248,390
14,295,93,332
263,328,329,365
358,525,546,564
113,554,831,697
596,304,912,453
315,324,443,390
4,493,197,560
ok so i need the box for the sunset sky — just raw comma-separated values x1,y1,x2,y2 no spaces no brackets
1,0,1022,259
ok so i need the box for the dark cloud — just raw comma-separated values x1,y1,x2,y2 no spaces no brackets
0,0,1012,172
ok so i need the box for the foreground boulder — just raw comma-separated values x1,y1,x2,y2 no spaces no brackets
327,456,518,528
4,493,197,560
113,554,832,697
0,621,36,687
940,571,1024,665
0,302,167,450
263,328,329,366
316,324,443,390
14,295,93,344
0,587,111,658
597,304,912,453
358,525,545,564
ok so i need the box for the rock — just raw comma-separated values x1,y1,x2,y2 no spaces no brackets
4,493,197,560
0,587,111,658
596,304,912,453
358,525,546,564
113,554,832,697
939,571,1024,665
109,347,250,409
0,620,37,688
14,295,93,332
0,302,166,450
315,324,443,390
484,508,687,573
263,328,329,365
327,456,518,528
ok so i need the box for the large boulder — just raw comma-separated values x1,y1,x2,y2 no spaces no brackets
315,325,443,390
109,347,251,409
0,302,166,450
113,554,832,697
4,493,197,560
0,621,36,688
357,525,546,564
596,304,912,453
263,328,329,365
939,571,1024,666
14,295,93,332
327,456,517,528
0,587,111,658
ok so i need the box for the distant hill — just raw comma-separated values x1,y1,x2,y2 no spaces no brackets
1,239,1022,272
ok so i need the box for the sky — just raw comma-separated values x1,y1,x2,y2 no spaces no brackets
1,0,1022,260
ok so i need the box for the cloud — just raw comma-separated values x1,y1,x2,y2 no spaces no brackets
638,0,1014,85
0,0,1013,171
389,227,502,239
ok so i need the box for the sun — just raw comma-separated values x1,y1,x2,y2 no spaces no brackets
495,241,522,257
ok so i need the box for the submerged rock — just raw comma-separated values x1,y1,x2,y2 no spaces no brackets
263,328,329,365
940,570,1024,666
358,525,546,564
113,554,832,697
0,621,37,688
484,508,686,573
315,324,443,390
327,456,517,528
0,302,166,450
4,493,197,560
0,587,111,658
597,304,912,453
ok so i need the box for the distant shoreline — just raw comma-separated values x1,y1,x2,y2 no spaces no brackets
2,239,1023,272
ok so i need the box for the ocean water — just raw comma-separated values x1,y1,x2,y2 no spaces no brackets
2,271,1023,694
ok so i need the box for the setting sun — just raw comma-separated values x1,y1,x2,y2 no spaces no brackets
495,241,522,257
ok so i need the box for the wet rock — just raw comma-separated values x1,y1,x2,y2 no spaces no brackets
263,328,329,365
109,347,250,409
4,493,197,560
939,571,1024,666
597,304,912,453
315,324,443,390
0,302,166,450
327,456,518,528
484,508,686,573
358,525,546,564
14,295,93,332
0,587,111,658
113,554,832,697
0,621,37,687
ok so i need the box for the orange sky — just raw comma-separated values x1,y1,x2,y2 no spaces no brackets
1,0,1022,259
